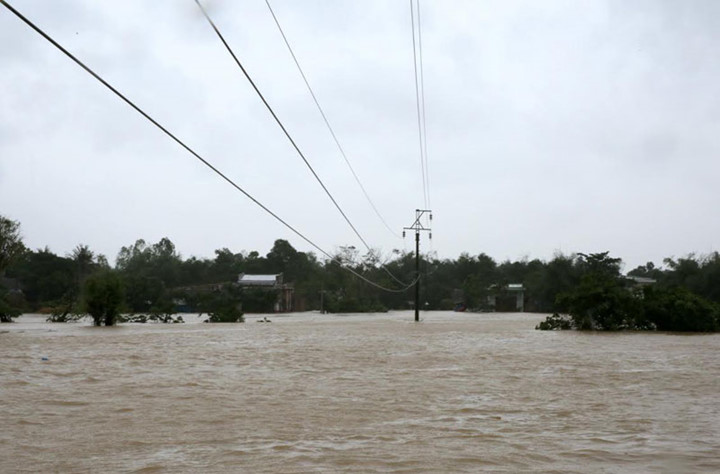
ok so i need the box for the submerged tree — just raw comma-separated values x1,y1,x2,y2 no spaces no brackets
558,252,639,330
204,284,244,323
0,215,26,322
84,271,124,326
641,286,720,332
537,252,720,332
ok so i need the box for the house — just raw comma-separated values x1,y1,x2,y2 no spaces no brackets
626,276,656,286
237,273,294,312
487,283,525,312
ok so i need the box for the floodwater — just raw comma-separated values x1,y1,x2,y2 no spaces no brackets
1,312,719,473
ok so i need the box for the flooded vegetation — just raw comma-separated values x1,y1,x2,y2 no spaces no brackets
3,217,720,332
2,312,719,472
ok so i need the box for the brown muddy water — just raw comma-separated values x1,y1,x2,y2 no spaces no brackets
1,312,719,473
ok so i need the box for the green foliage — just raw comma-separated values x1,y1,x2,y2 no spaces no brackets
148,296,184,323
535,313,572,330
536,252,642,330
0,215,26,274
6,215,720,328
83,271,124,326
537,252,720,332
121,314,149,324
556,252,639,330
116,238,183,289
6,248,74,305
47,305,82,323
0,286,22,323
204,284,244,323
627,261,664,281
641,286,720,332
123,275,166,313
240,288,278,313
0,215,26,322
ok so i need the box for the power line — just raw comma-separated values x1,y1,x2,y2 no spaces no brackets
194,0,413,288
410,0,429,210
0,0,416,294
193,0,372,250
264,0,401,240
417,0,431,209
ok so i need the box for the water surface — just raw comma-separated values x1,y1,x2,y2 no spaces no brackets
1,312,718,472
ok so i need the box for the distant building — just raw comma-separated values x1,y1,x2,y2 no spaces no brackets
237,273,294,312
626,276,656,286
487,283,525,312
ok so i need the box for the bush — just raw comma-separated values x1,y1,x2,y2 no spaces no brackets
240,288,278,313
536,282,720,333
121,314,148,323
204,284,244,323
536,313,573,330
46,311,82,323
47,299,82,323
83,271,124,326
642,286,720,332
0,290,21,323
148,297,184,323
206,308,244,323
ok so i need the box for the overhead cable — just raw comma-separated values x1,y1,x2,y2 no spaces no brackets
0,0,417,293
416,0,431,209
264,0,401,239
195,0,413,287
193,0,372,251
410,0,429,210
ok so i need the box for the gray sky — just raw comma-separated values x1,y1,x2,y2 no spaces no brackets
2,0,719,270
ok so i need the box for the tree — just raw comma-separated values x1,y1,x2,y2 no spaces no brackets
5,247,74,312
0,215,25,274
536,252,720,332
556,252,638,330
0,287,22,323
0,216,26,322
70,244,95,281
148,295,183,323
50,243,100,320
537,252,638,331
642,286,719,332
84,271,124,326
628,261,664,280
462,253,498,309
204,284,244,323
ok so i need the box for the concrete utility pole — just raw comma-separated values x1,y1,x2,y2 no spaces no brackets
404,209,432,322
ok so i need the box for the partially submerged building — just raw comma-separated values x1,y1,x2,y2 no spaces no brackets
487,283,525,312
237,273,294,312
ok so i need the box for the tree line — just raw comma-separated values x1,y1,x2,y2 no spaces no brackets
1,215,719,330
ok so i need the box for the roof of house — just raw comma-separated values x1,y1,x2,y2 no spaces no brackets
240,274,278,282
238,274,282,286
626,276,656,284
487,283,524,292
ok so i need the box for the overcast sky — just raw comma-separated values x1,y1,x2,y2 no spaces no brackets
2,0,719,270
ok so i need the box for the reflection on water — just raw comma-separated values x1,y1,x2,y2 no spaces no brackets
2,312,719,473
